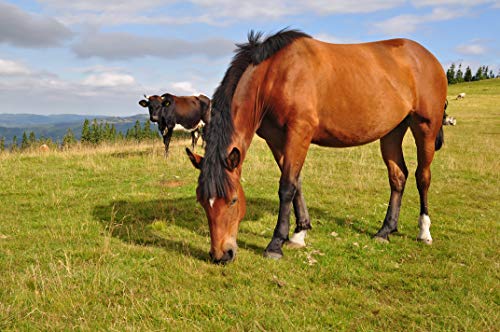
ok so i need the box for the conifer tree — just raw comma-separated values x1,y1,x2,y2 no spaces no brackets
110,124,117,141
62,128,77,148
21,131,29,150
133,120,142,141
103,122,111,142
464,66,473,82
11,136,18,152
455,64,464,83
473,66,483,81
81,119,91,143
28,131,36,146
446,63,456,84
90,119,101,144
0,137,5,152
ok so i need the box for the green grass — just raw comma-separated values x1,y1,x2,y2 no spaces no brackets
1,79,499,331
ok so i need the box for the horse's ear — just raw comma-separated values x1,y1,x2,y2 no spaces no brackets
138,100,149,107
226,147,240,171
198,94,211,113
186,147,203,169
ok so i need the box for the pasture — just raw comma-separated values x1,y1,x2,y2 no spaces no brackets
0,79,498,331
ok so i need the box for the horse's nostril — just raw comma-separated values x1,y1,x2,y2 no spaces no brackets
227,249,234,260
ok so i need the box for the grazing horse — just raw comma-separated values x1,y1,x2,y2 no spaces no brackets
186,29,447,264
139,93,211,155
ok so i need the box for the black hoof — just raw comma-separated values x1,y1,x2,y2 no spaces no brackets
263,250,283,260
373,235,390,244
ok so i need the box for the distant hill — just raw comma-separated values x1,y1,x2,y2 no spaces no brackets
0,113,153,144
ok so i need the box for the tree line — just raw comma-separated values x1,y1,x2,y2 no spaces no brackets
0,119,161,153
446,63,498,85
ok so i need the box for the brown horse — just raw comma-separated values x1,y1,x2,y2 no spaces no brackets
186,29,447,264
139,93,211,155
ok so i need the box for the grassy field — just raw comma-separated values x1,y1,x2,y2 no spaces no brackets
0,79,498,331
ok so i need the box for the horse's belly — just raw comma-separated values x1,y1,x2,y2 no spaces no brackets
312,111,407,147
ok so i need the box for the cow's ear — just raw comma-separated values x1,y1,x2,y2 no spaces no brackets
186,148,203,169
139,100,148,107
198,94,211,113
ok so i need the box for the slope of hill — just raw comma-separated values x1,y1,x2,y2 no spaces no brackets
0,113,151,144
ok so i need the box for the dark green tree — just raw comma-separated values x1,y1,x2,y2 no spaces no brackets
125,128,133,140
143,120,155,139
133,120,142,141
21,131,29,150
489,70,495,79
473,66,483,81
81,119,91,143
464,66,473,82
103,123,111,142
90,119,101,144
62,128,77,148
446,63,456,84
11,135,18,152
0,137,5,152
110,124,117,141
455,64,464,83
28,131,36,146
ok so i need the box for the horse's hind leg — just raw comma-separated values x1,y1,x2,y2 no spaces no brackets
375,120,409,242
410,115,439,245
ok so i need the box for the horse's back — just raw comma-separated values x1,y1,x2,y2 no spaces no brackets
253,37,446,147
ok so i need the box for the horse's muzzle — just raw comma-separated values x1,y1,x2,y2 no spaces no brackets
210,248,235,264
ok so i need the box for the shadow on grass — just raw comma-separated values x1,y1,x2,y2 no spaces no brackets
92,196,367,262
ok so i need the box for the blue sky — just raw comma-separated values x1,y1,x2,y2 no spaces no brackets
0,0,499,116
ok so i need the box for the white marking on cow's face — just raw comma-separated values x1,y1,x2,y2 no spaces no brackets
417,214,433,245
209,197,215,208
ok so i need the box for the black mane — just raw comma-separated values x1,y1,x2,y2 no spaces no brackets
199,29,311,200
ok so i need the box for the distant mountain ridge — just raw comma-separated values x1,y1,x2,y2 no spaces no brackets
0,113,152,144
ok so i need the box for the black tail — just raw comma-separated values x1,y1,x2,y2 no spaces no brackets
435,100,447,151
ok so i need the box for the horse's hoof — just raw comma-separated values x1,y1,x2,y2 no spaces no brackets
374,236,389,244
287,230,306,248
417,237,433,245
285,241,306,249
263,251,283,260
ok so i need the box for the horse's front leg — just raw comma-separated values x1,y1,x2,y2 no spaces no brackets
264,178,297,259
287,176,312,248
264,124,313,259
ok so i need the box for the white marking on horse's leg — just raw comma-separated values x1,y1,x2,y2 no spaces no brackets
417,214,433,245
209,197,215,208
287,230,307,248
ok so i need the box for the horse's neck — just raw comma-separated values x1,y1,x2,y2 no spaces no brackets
231,100,265,160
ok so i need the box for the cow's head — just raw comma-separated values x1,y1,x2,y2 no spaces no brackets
138,94,176,133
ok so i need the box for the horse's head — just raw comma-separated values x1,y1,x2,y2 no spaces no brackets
138,94,175,128
186,147,246,264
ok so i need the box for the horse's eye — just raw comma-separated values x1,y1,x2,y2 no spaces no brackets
230,197,238,206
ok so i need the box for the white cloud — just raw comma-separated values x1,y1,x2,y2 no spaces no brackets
0,59,31,76
455,43,487,55
373,7,467,35
412,0,495,6
37,0,408,27
170,81,199,95
313,33,360,44
82,72,136,88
